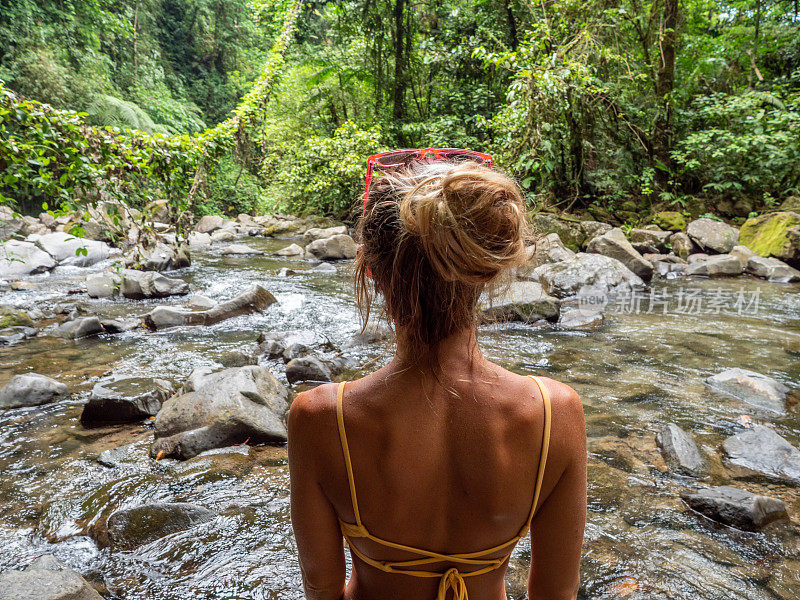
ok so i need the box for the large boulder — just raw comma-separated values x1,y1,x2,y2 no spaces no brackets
151,365,289,459
738,211,800,267
305,234,357,260
481,282,560,323
745,255,800,283
686,218,738,254
628,227,670,252
652,211,686,232
53,316,104,339
0,373,69,409
681,486,788,531
706,368,791,414
517,233,575,276
684,254,744,277
722,425,800,486
532,214,585,251
532,253,645,299
103,502,216,550
303,225,348,246
585,227,654,282
144,285,276,330
286,356,333,384
0,240,56,277
0,555,104,600
195,214,225,234
32,232,111,266
657,423,707,477
81,377,175,424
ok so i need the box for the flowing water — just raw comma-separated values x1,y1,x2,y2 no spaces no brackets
0,235,799,600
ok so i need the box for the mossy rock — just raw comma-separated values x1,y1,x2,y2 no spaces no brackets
615,210,639,224
739,211,800,264
652,211,686,232
531,213,585,252
0,306,34,329
778,196,800,212
619,200,638,213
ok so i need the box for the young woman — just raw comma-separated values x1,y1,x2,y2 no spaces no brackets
289,149,587,600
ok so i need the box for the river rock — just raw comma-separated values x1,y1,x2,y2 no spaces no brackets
629,228,670,252
151,365,289,459
0,373,69,409
686,218,739,254
309,262,337,274
99,318,139,334
32,232,111,266
81,377,175,424
0,555,103,600
186,294,217,310
286,356,333,384
722,425,800,485
681,486,788,531
532,253,645,299
558,309,603,329
652,211,686,232
274,243,304,257
532,214,585,251
85,272,119,298
195,215,225,234
669,232,696,259
517,233,575,276
745,255,800,282
144,285,276,329
0,240,56,277
221,244,264,256
729,244,757,268
657,423,707,477
0,305,34,328
305,234,357,260
739,211,800,267
481,281,560,322
303,225,348,245
0,326,37,346
104,502,216,549
118,269,190,299
684,254,744,277
210,228,236,243
585,227,653,282
136,241,191,271
706,368,790,414
188,232,212,246
579,221,613,245
53,316,103,339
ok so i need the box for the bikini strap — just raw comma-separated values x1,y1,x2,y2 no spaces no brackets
336,381,363,526
520,375,552,535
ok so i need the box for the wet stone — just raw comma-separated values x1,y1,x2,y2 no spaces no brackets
706,368,790,414
53,316,103,339
681,486,788,531
722,425,800,486
481,281,560,323
81,377,175,424
657,423,708,477
286,356,332,384
274,243,304,257
0,373,70,409
103,502,216,550
0,555,103,600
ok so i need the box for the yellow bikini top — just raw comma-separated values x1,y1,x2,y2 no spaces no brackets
335,375,552,600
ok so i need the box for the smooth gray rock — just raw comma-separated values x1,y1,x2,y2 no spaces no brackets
586,227,654,282
137,241,191,271
0,240,56,277
186,294,217,310
119,269,189,299
657,423,707,477
305,234,357,260
105,502,216,549
144,285,276,330
53,316,103,339
517,233,575,276
558,309,603,329
286,356,333,384
706,368,790,414
195,214,225,234
629,228,670,252
722,425,800,485
730,244,757,268
81,377,175,424
221,244,264,256
303,225,348,245
0,555,103,600
0,326,37,346
274,243,304,257
188,231,212,246
99,318,139,334
0,374,69,409
33,232,111,266
309,262,337,274
151,365,289,459
746,255,800,282
681,486,788,531
580,221,613,245
97,442,145,468
684,254,744,277
210,228,236,243
686,218,738,254
532,253,645,299
481,281,560,322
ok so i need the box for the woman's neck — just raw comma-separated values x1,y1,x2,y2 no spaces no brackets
390,327,485,375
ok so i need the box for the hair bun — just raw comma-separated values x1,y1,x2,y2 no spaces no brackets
398,161,528,283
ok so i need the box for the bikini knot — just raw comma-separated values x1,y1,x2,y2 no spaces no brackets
437,567,468,600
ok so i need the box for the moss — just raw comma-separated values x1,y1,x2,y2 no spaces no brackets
0,307,34,329
652,211,686,232
532,213,585,251
739,211,800,257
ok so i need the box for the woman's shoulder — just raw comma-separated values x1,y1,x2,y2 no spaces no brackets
288,382,339,427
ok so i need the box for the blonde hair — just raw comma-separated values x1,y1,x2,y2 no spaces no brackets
354,160,529,357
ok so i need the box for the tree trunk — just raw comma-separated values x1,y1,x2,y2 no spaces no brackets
652,0,678,189
503,0,518,51
392,0,406,128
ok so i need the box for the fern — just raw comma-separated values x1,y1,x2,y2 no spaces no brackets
85,94,173,134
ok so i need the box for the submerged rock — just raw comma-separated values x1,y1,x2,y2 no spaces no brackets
706,368,791,414
557,309,603,329
686,218,739,254
681,486,788,531
81,377,175,424
0,373,69,409
0,240,56,277
0,555,103,600
305,234,357,261
657,423,707,477
103,502,216,550
144,285,276,330
481,281,560,323
722,425,800,486
151,365,289,459
532,253,645,299
286,356,333,384
586,227,654,282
